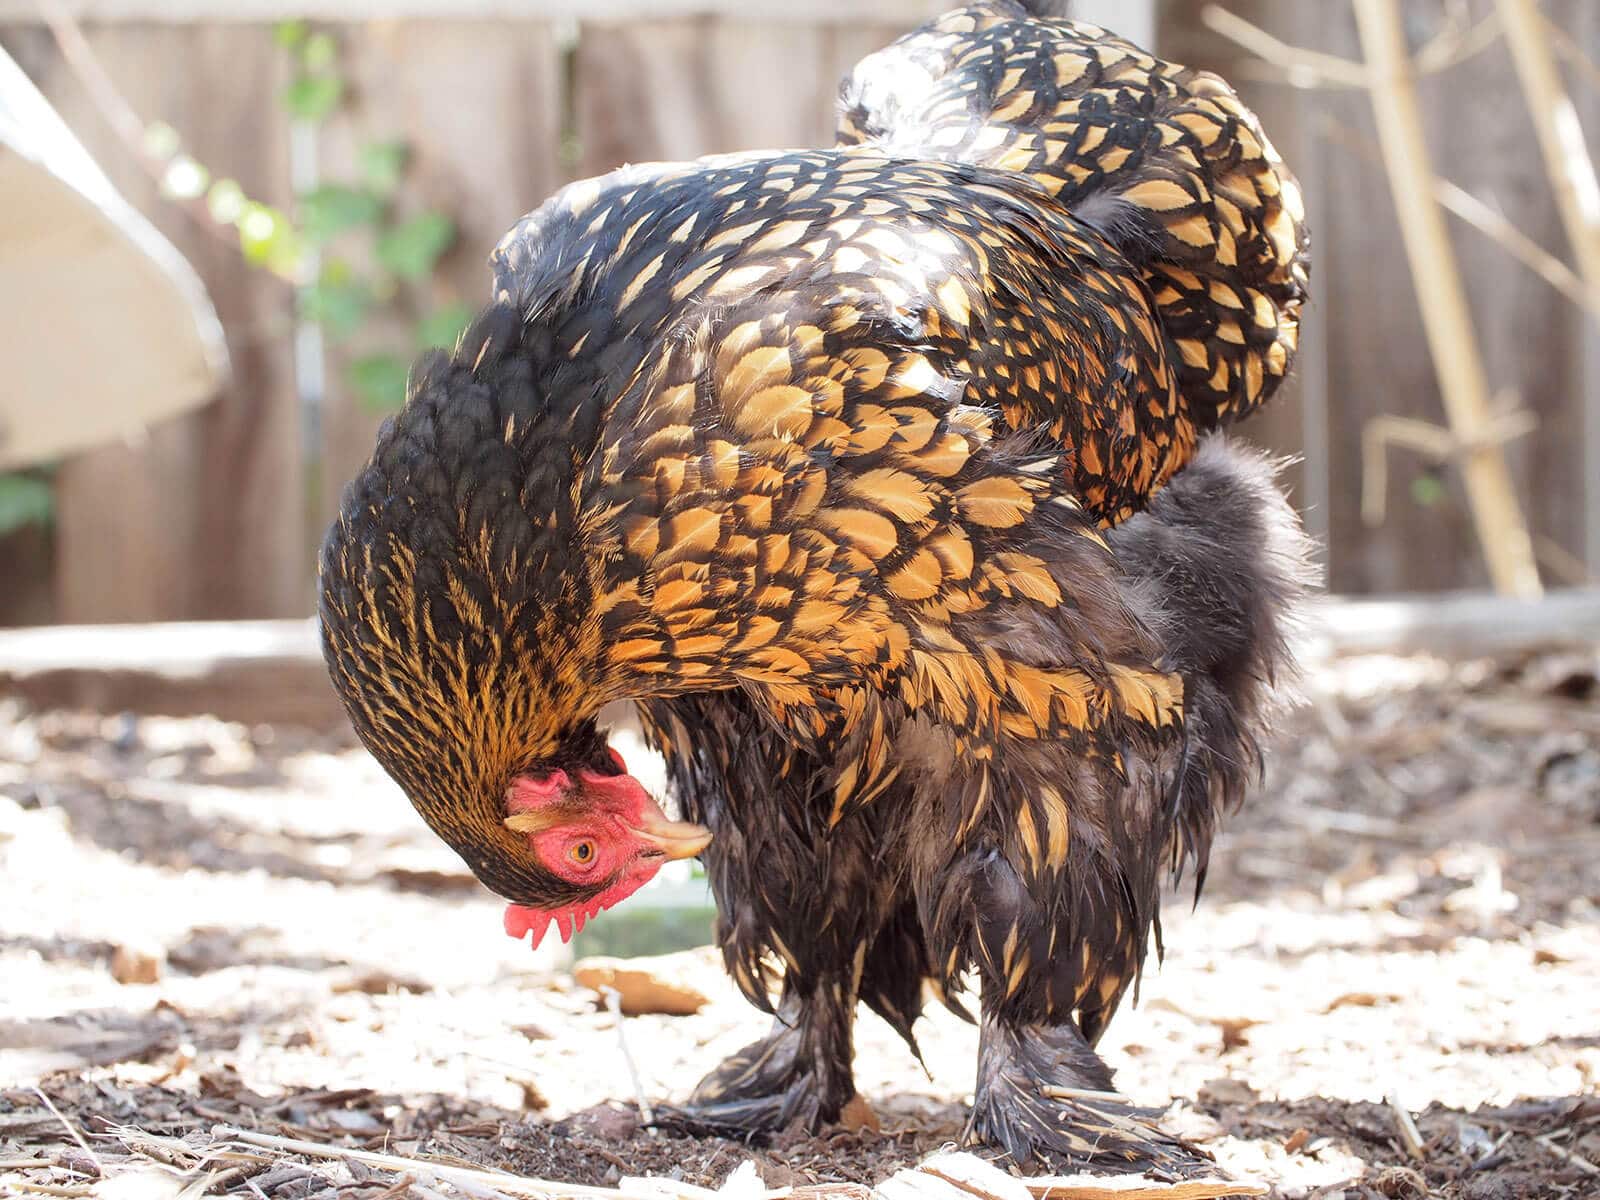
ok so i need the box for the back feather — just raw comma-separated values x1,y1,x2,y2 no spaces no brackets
838,0,1309,434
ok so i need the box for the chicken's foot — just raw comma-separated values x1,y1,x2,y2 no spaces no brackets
967,1016,1208,1175
654,983,855,1138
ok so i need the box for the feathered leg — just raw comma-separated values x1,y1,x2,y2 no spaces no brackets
672,972,858,1134
937,831,1202,1174
642,693,904,1136
953,437,1313,1172
968,1013,1194,1172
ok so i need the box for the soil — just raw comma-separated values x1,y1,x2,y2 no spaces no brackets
1,647,1598,1199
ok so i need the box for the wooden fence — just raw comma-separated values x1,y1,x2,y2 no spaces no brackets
0,0,1597,625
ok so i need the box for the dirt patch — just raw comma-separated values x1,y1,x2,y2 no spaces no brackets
1,649,1598,1198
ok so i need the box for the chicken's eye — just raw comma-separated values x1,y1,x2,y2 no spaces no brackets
569,840,597,867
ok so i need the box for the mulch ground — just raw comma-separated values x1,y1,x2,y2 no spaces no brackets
1,646,1597,1199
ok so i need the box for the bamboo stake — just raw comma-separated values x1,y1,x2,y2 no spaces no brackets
1350,0,1543,597
1495,0,1600,293
1494,0,1600,582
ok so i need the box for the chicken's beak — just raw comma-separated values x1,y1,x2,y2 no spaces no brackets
631,808,713,860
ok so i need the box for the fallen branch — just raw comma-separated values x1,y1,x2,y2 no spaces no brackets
210,1127,622,1200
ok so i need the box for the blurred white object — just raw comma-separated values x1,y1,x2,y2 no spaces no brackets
1072,0,1155,50
0,43,226,470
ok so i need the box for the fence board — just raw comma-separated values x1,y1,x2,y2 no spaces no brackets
313,20,565,535
0,22,303,623
4,6,1598,621
0,1,949,22
574,16,912,173
1157,4,1329,574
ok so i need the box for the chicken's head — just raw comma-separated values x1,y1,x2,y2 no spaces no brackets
499,747,709,949
316,301,712,951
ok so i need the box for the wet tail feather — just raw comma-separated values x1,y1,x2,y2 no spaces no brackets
1107,435,1318,893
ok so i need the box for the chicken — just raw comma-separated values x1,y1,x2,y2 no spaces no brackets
317,0,1312,1171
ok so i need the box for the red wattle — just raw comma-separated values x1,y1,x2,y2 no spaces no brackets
504,903,551,950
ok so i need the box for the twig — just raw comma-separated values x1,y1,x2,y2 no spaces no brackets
1387,1093,1426,1162
1206,1,1500,90
1038,1085,1130,1103
194,1167,245,1195
1471,1128,1516,1170
369,1174,418,1200
601,986,655,1127
7,1185,95,1197
1317,113,1599,318
1534,535,1595,587
1201,5,1368,88
1535,1131,1600,1176
32,0,297,277
1413,8,1503,76
1544,15,1600,94
1435,179,1600,316
422,1166,519,1200
210,1127,621,1200
1497,0,1600,291
30,1088,103,1174
1360,406,1538,528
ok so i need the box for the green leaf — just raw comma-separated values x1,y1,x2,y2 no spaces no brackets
237,202,304,279
274,20,308,48
302,31,338,71
376,211,455,279
283,74,344,123
1410,473,1446,508
302,267,371,339
299,184,382,243
359,140,409,195
321,256,355,286
415,302,473,351
0,474,54,537
348,354,410,411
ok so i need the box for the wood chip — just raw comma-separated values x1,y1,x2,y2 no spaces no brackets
110,945,164,986
872,1151,1265,1200
573,957,709,1016
838,1095,881,1134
